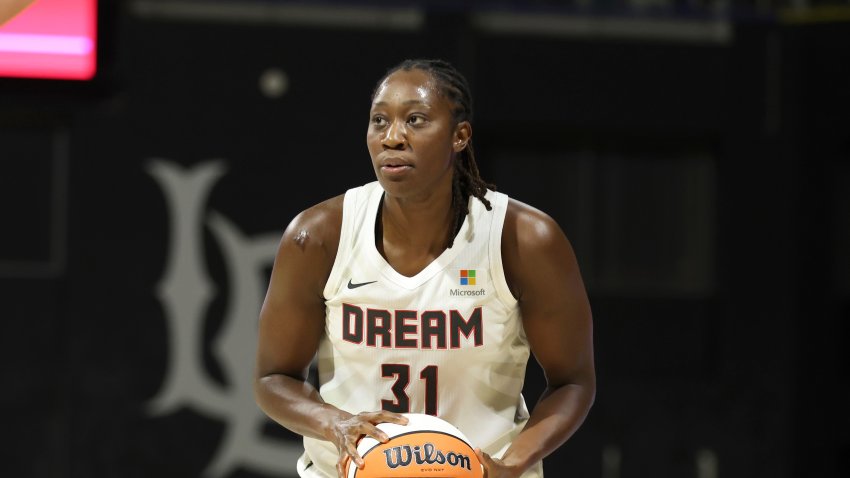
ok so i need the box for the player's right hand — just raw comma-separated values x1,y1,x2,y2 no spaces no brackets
330,410,409,478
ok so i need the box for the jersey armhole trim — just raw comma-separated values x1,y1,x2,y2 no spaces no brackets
323,187,359,299
488,192,518,309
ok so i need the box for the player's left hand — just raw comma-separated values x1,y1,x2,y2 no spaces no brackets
475,449,523,478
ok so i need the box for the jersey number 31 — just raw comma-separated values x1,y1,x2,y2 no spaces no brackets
381,364,438,416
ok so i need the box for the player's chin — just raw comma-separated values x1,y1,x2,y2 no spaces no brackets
375,176,412,197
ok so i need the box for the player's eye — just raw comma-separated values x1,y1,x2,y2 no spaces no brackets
407,115,427,126
371,116,387,127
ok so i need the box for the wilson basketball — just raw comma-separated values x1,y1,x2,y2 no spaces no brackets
347,413,483,478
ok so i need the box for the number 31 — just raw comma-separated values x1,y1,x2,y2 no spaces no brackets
381,364,438,416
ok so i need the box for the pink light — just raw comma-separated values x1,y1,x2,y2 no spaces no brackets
0,33,93,55
0,0,97,80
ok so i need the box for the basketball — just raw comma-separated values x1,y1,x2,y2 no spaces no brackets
346,413,484,478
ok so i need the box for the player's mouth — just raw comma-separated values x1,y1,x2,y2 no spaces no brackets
380,158,413,176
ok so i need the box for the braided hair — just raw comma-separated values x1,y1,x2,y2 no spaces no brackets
372,59,495,248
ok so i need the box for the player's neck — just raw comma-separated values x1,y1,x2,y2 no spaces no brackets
380,190,454,251
377,189,456,277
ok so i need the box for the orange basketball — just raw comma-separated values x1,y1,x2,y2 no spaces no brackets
347,413,483,478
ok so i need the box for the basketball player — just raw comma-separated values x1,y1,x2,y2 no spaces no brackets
255,59,595,478
0,0,35,26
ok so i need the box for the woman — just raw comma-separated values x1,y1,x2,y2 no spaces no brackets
254,59,595,478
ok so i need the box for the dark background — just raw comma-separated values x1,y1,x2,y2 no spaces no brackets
1,0,848,477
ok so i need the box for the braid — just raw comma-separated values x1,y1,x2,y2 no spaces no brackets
374,59,495,248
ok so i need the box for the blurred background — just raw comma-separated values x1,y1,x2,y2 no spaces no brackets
1,0,848,477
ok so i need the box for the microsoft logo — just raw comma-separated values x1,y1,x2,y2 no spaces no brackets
459,269,476,286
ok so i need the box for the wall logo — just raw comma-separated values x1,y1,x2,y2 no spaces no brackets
146,159,301,477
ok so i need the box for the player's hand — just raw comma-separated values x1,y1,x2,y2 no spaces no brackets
475,449,523,478
331,410,408,478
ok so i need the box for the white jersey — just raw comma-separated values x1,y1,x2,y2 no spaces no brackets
298,181,542,478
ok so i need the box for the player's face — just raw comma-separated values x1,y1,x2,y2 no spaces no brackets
367,69,468,200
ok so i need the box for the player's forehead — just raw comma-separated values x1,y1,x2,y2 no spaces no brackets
371,68,443,109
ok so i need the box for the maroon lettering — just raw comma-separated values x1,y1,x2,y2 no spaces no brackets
342,303,363,343
367,308,392,347
450,307,483,348
395,310,418,348
343,306,483,349
420,311,447,349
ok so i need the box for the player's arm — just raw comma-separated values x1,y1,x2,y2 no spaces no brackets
254,196,346,439
253,196,405,476
479,199,596,476
0,0,36,26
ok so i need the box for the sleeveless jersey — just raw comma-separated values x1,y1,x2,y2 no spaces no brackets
298,181,543,478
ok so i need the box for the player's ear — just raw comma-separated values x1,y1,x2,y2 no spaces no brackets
453,121,472,153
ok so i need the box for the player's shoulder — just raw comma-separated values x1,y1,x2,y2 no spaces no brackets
292,194,345,228
280,194,345,255
503,197,567,251
501,197,576,299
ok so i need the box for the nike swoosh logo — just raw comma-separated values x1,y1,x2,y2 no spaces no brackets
347,279,377,289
